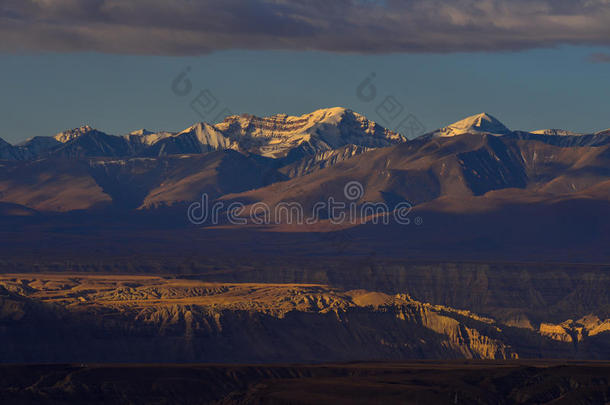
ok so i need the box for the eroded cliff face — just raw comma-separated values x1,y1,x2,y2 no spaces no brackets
184,260,610,326
0,274,606,363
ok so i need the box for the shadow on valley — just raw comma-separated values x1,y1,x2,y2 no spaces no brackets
0,362,609,404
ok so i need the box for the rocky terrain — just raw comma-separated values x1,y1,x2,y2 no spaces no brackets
0,274,609,363
1,109,609,404
1,108,404,162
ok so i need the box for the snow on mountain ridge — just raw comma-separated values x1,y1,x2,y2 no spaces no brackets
595,128,610,136
1,108,406,160
214,107,405,158
128,129,154,136
531,129,584,136
125,129,177,147
426,113,512,138
54,125,95,143
180,122,236,151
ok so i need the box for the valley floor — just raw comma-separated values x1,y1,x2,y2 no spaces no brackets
1,361,609,404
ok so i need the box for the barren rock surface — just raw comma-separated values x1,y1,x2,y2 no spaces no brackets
1,274,608,363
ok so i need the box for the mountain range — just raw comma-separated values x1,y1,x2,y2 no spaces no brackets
2,108,610,365
0,108,609,261
0,108,403,161
2,109,609,162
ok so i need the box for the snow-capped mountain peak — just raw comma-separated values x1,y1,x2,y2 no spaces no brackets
179,122,235,150
213,107,405,158
425,113,511,138
53,125,95,143
213,107,350,139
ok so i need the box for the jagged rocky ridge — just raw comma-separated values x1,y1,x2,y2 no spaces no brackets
2,274,609,363
0,108,405,161
0,109,609,213
2,110,608,163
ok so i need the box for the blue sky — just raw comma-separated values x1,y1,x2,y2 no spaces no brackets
3,0,610,143
1,46,609,143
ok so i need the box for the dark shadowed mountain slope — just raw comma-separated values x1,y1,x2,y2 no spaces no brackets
16,136,62,158
50,129,134,159
222,134,610,214
0,137,20,160
0,159,112,212
0,151,283,211
131,150,283,209
139,122,232,157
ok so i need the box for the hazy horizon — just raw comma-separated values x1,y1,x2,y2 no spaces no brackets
2,46,610,144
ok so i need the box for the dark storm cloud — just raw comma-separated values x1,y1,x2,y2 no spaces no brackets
2,0,610,54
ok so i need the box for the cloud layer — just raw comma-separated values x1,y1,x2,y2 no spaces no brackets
2,0,610,55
